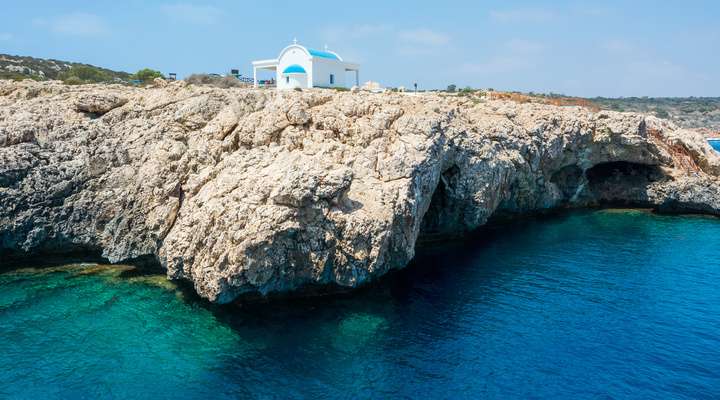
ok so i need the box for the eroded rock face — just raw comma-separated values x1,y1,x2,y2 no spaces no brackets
1,80,719,303
75,92,128,114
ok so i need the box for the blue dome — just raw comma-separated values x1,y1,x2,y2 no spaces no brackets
308,49,340,60
283,64,306,74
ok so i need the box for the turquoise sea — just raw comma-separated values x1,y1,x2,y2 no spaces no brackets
1,210,720,399
710,139,720,151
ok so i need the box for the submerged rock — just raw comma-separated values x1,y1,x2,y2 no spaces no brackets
1,81,719,303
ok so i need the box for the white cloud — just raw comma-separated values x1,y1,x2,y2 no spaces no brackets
627,60,686,80
161,3,222,25
0,33,12,41
349,24,391,38
490,8,557,23
459,39,547,75
583,58,704,97
460,57,528,75
490,5,612,23
33,13,108,36
398,29,450,46
320,25,450,58
320,24,391,44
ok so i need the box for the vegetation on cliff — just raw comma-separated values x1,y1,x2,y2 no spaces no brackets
0,53,131,83
441,88,720,133
0,53,163,86
591,97,720,131
185,73,246,88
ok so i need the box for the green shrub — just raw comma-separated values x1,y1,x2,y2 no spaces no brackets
456,86,475,96
0,71,43,81
185,74,215,85
133,68,164,83
655,109,670,119
446,84,456,93
185,74,245,88
59,65,111,84
62,76,85,85
216,76,244,88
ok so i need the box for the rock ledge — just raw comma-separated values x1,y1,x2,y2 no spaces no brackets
1,80,719,303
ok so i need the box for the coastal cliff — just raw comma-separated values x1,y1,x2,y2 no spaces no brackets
1,80,719,303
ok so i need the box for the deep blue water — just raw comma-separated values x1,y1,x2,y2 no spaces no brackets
1,210,720,399
710,139,720,151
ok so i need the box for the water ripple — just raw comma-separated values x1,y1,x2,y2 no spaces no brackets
1,210,720,399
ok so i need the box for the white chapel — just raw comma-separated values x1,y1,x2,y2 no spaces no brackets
252,40,360,90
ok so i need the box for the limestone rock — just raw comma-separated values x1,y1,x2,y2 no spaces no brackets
75,92,128,114
1,80,719,303
152,77,168,88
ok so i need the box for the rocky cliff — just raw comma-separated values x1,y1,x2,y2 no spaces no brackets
1,80,719,303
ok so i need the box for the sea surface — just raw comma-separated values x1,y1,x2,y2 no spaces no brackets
1,210,720,399
710,139,720,151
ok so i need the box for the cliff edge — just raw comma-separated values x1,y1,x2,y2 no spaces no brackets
2,80,719,303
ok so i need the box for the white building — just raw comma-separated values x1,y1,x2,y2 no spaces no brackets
252,40,360,90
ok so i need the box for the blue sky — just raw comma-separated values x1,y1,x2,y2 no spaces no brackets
1,1,718,97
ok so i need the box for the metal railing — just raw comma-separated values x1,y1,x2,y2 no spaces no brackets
231,75,275,87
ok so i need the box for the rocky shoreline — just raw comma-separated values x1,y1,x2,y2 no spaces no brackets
1,80,719,303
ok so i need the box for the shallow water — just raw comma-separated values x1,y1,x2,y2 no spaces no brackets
1,210,720,399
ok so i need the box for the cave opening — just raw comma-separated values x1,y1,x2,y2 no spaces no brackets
418,165,463,242
550,164,585,201
585,161,667,206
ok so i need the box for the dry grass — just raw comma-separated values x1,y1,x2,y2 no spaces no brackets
545,97,601,112
487,91,601,112
487,92,534,104
185,74,250,88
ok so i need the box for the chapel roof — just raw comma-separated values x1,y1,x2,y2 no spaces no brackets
282,64,307,74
